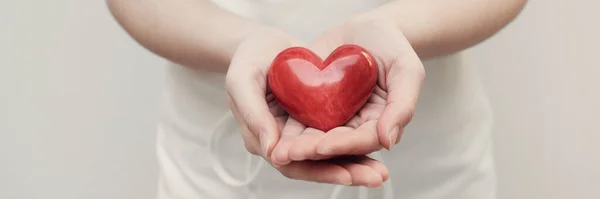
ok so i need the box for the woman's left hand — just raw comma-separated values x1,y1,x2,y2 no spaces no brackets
271,17,425,164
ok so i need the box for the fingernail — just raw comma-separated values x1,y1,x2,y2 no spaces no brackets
388,126,399,150
276,156,291,166
260,132,271,157
274,149,291,166
316,145,331,155
335,177,352,186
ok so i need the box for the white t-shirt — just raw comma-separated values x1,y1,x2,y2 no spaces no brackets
156,0,497,199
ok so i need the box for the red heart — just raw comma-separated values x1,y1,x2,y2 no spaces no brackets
267,44,378,132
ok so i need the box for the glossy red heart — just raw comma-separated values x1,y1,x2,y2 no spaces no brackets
267,44,378,132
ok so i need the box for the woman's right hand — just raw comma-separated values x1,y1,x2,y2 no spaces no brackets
225,27,300,159
225,27,388,187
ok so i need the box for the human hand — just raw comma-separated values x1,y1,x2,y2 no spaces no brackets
225,27,389,187
270,17,425,164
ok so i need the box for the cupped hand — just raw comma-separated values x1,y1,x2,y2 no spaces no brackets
270,17,425,164
225,27,388,187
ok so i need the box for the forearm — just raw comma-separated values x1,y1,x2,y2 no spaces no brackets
107,0,265,72
356,0,527,59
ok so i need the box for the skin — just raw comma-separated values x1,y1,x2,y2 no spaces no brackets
106,0,527,71
108,0,527,187
268,19,427,188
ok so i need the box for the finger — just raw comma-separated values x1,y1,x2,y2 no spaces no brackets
228,99,261,156
281,118,306,139
277,161,352,186
288,128,329,161
226,68,279,158
268,100,287,118
370,85,388,104
241,126,262,156
358,156,389,182
334,157,383,188
377,42,425,150
345,102,384,128
271,118,305,166
293,127,352,161
316,121,381,156
274,116,288,133
264,116,287,164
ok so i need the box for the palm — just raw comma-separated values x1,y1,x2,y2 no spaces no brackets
346,84,387,130
270,80,389,162
269,20,411,164
266,89,389,187
268,26,394,163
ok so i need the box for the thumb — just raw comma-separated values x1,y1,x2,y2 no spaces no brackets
226,71,280,158
377,53,425,150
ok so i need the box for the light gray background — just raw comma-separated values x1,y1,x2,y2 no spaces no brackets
1,0,598,199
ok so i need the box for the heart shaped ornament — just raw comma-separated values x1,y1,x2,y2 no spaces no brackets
267,44,378,132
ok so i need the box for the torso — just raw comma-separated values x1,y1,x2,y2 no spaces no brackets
157,1,497,198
